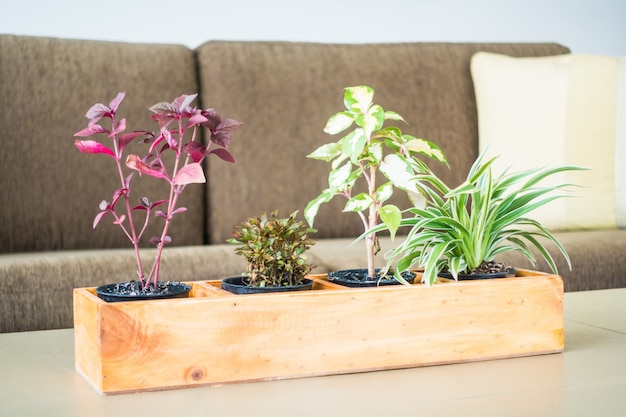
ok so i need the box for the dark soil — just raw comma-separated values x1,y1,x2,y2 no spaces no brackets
328,268,416,287
95,281,192,302
466,261,512,275
99,281,185,296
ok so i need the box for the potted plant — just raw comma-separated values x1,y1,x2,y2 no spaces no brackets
372,149,586,286
223,210,317,294
74,92,242,301
304,85,447,286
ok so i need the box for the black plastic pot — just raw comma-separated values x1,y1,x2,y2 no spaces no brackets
221,276,314,295
95,281,192,303
327,268,416,287
438,267,517,281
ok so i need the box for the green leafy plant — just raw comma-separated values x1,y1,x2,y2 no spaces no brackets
372,150,586,286
228,211,317,287
304,85,447,279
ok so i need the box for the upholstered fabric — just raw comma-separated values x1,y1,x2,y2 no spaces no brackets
0,35,204,252
471,52,626,231
0,245,247,332
196,41,571,244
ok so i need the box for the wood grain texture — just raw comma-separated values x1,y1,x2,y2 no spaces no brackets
73,270,564,394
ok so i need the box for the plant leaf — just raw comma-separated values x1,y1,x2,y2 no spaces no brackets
324,112,354,135
108,92,125,112
74,124,109,137
307,142,342,161
173,163,206,185
379,204,401,240
344,193,373,213
209,148,236,163
74,140,115,158
328,161,352,191
126,155,170,180
304,189,333,226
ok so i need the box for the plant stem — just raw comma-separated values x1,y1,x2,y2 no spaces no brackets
366,164,377,278
111,116,145,284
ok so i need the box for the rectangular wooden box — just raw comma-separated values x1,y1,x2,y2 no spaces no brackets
73,269,564,395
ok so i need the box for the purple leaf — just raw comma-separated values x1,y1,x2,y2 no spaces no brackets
201,109,220,130
174,94,198,112
75,140,115,158
113,214,126,225
111,188,128,208
108,92,125,113
149,101,177,114
85,103,110,120
124,173,134,189
185,112,208,129
171,207,187,216
74,124,109,137
119,131,149,153
210,131,231,148
110,118,126,137
151,199,168,209
93,211,109,229
173,163,206,185
218,118,244,132
190,150,205,163
149,236,171,246
154,210,167,219
126,155,170,181
209,148,236,163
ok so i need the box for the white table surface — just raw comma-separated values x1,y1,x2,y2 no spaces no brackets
1,288,625,417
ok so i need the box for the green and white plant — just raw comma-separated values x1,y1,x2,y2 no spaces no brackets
371,150,586,286
304,85,447,280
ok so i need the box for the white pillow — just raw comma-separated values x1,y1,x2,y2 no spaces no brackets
471,52,626,231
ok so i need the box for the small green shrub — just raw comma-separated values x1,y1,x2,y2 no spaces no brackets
228,211,316,287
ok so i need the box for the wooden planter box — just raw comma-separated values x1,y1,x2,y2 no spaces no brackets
73,269,564,395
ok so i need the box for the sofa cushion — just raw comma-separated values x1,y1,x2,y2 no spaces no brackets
0,245,248,332
471,52,626,231
0,35,204,252
196,41,570,244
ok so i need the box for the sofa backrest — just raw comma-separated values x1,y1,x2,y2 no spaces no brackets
196,41,570,244
0,35,203,253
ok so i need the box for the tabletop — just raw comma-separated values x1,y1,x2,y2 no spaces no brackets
1,288,625,417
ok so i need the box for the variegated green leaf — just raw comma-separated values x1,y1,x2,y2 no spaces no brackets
380,154,414,192
344,85,374,113
342,129,367,162
304,189,333,226
376,181,393,203
344,193,374,213
324,111,354,135
328,161,352,190
307,142,342,161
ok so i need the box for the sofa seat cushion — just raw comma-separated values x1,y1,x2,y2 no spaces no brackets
0,245,246,332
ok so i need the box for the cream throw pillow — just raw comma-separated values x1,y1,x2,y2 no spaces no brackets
471,52,626,231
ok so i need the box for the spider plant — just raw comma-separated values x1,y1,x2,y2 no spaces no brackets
372,150,587,286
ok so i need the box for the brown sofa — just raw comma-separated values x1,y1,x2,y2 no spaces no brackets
1,35,624,332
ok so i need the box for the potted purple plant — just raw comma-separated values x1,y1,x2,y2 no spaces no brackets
74,92,242,301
